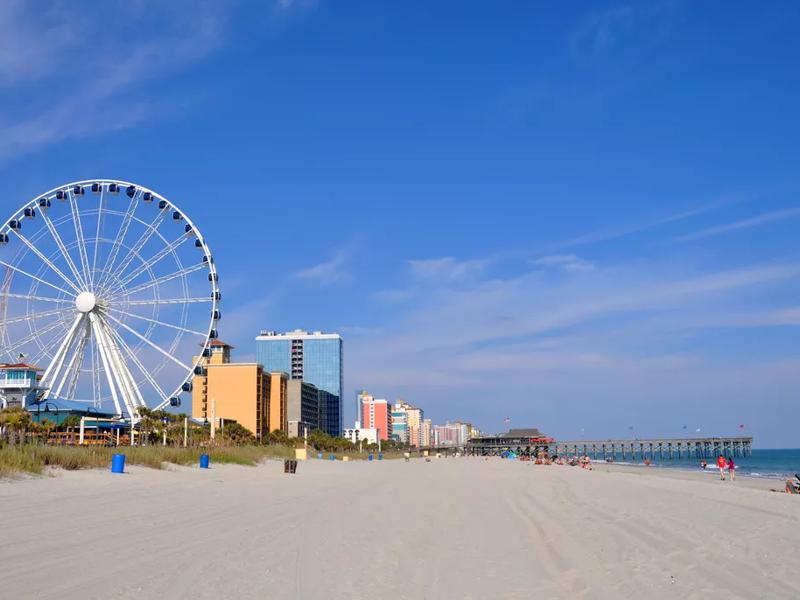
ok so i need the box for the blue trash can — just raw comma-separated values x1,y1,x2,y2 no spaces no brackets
378,453,383,461
329,453,335,461
199,454,210,469
111,453,126,474
368,454,374,461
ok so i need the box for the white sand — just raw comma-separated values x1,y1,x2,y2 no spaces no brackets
1,457,799,599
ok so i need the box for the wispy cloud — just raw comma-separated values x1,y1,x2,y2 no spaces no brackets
571,1,675,56
220,296,274,345
407,257,488,283
557,197,744,250
531,254,594,272
295,244,356,284
347,251,800,438
0,1,230,161
671,207,800,243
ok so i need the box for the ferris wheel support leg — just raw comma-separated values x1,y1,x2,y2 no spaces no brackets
105,324,168,405
52,330,87,399
100,317,147,407
94,315,145,421
40,314,85,397
89,313,123,417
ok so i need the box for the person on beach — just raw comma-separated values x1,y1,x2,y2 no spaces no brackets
717,455,727,480
727,456,735,481
700,460,707,470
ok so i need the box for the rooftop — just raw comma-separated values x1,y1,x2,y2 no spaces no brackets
502,428,546,438
256,329,342,340
207,340,234,348
0,363,42,371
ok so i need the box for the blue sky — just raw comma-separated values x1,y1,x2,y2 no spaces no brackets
2,0,799,446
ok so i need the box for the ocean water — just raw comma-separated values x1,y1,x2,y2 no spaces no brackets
601,449,800,480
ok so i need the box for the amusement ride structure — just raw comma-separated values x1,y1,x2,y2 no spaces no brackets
0,180,219,421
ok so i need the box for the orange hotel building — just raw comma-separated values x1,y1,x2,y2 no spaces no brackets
191,341,288,439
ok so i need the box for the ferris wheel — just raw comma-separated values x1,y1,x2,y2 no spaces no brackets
0,179,219,420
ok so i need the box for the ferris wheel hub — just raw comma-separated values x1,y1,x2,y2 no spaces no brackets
75,291,97,313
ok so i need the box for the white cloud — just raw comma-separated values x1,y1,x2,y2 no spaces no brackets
295,244,355,284
217,296,273,347
531,254,593,272
407,257,488,283
275,0,318,12
345,253,800,438
672,207,800,243
571,1,675,56
555,196,745,250
0,1,229,161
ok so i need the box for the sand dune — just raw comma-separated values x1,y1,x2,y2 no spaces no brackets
1,458,798,599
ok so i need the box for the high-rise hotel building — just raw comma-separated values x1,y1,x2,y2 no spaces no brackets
359,392,392,441
255,329,343,437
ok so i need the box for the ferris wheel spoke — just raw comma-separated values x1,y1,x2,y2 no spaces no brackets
23,310,72,364
0,316,69,359
105,320,169,401
124,297,212,306
99,210,168,295
104,312,190,371
97,191,140,291
27,315,73,367
111,234,190,291
91,187,106,288
52,324,89,399
115,262,205,299
3,307,72,326
3,292,71,304
7,229,83,294
39,313,85,391
67,192,94,290
38,208,90,290
0,259,74,298
107,306,208,337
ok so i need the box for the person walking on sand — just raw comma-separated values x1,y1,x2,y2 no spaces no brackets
727,456,736,481
717,454,727,480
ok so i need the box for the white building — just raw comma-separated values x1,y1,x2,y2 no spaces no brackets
0,363,41,409
343,422,379,445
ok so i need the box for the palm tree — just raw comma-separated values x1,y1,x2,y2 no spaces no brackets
39,418,56,444
0,406,33,446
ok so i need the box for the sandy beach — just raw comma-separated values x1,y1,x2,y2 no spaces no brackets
1,457,799,600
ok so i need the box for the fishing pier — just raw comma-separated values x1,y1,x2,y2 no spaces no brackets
465,429,753,460
551,437,753,460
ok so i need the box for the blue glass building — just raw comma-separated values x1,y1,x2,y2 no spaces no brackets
256,330,343,436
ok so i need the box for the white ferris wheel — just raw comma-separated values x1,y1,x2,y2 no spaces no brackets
0,179,220,421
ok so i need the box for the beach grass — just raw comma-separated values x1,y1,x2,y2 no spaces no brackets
0,444,296,477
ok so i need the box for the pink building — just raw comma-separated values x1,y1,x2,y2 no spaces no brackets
360,394,392,441
434,424,460,447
